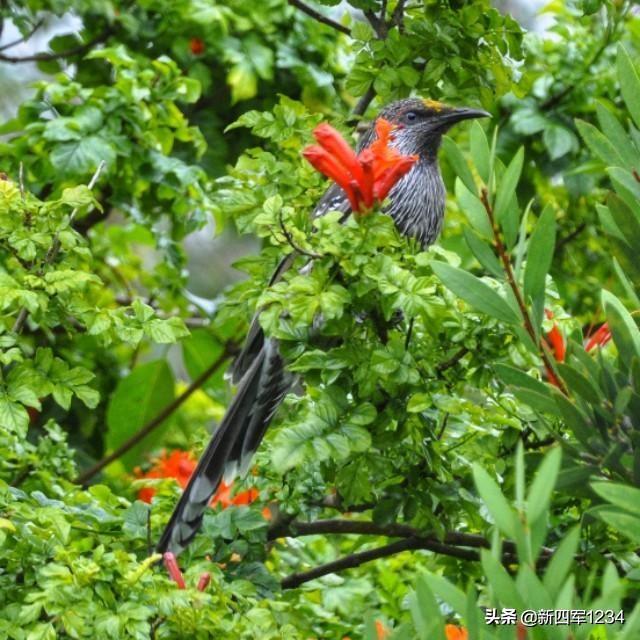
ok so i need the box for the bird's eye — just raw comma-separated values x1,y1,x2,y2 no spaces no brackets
405,111,417,123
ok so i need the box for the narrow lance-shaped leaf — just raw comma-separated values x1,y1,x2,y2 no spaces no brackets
618,45,640,131
591,481,640,517
443,136,477,194
602,289,640,365
575,119,625,167
523,204,556,319
469,120,491,184
493,147,524,245
526,446,562,523
472,463,515,537
432,262,520,325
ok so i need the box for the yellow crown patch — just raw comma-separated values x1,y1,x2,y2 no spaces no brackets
422,99,445,112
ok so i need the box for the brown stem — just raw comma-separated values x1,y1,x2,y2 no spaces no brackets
287,0,351,35
75,345,236,485
479,189,567,394
0,28,112,63
436,346,469,373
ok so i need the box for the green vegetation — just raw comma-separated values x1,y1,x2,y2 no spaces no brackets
0,1,639,638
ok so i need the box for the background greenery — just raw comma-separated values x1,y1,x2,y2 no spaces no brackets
1,0,640,638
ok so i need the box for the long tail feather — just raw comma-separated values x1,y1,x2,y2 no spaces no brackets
156,339,290,554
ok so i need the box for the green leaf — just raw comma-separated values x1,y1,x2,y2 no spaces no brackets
454,179,493,238
591,482,640,517
523,204,556,306
469,121,490,183
411,575,445,640
543,526,580,596
182,329,225,391
463,227,503,278
421,573,466,617
443,136,477,194
590,507,640,544
602,289,640,365
431,262,520,324
526,447,561,523
606,193,640,256
106,361,175,470
617,45,640,130
50,136,116,176
472,464,515,537
493,147,524,235
543,125,577,160
575,119,624,166
481,549,525,609
596,101,639,167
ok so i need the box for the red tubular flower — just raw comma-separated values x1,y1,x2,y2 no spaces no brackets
542,310,565,388
196,572,211,592
136,450,261,510
375,620,389,640
163,552,186,589
189,38,205,55
302,146,360,210
303,118,418,214
585,322,612,352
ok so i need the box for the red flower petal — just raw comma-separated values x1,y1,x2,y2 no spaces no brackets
163,552,186,589
303,146,360,211
196,572,211,592
372,155,417,202
313,123,365,187
585,322,612,352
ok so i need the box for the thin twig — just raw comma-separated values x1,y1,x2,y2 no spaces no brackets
0,18,44,52
11,162,105,335
0,29,111,63
277,209,323,259
436,346,469,373
75,345,236,485
18,162,25,201
287,0,351,35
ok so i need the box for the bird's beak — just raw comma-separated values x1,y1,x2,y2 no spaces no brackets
436,106,491,128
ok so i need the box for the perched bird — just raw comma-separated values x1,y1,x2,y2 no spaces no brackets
156,98,489,555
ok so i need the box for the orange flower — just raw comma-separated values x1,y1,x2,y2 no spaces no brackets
189,37,205,55
375,620,390,640
585,322,612,352
136,450,261,510
542,309,565,388
444,624,468,640
303,119,418,214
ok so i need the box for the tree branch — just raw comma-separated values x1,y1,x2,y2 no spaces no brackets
0,28,111,63
436,346,469,373
75,344,236,485
280,537,478,589
287,0,351,35
0,18,44,52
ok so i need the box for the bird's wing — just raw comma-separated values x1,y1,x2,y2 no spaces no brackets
156,338,290,554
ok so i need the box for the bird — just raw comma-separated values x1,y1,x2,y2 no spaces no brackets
156,97,490,555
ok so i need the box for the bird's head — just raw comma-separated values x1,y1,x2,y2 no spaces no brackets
378,97,490,157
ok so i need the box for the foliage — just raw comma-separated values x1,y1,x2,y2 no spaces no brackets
1,0,640,638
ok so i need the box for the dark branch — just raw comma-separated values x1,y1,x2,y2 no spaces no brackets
436,346,469,373
0,18,44,52
287,0,351,35
391,0,407,31
0,28,111,63
281,537,478,589
75,345,236,485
